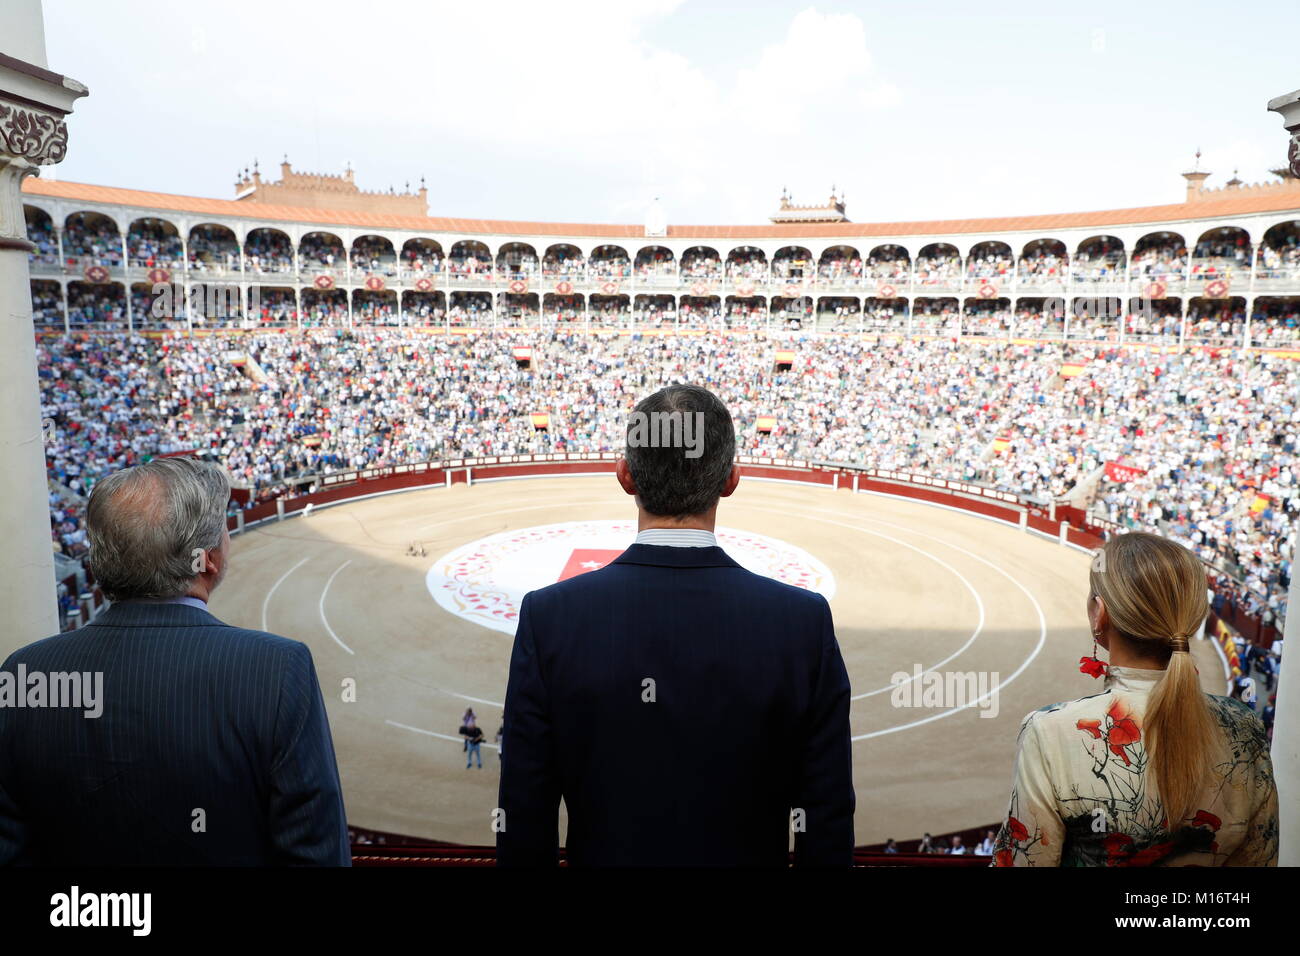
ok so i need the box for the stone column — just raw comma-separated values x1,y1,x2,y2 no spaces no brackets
0,1,88,654
1268,86,1300,865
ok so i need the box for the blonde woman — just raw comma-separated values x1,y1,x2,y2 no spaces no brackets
993,532,1278,866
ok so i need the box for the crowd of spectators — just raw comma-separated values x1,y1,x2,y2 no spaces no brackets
38,328,1297,625
914,249,962,284
126,219,184,269
62,216,123,267
1130,238,1187,278
26,214,58,265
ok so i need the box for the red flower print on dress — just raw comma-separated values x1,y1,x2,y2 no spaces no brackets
1080,698,1143,765
1007,817,1029,842
1104,832,1134,864
1077,718,1102,739
1191,810,1222,832
994,848,1014,867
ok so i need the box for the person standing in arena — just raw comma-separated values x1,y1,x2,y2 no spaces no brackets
0,458,350,866
497,384,854,866
992,531,1278,866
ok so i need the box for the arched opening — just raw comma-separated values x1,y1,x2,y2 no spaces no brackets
497,291,540,327
496,242,538,279
1068,295,1123,341
1014,297,1066,339
63,211,122,267
1072,236,1125,282
589,245,630,279
448,240,492,278
1258,221,1300,281
66,280,126,327
724,295,766,330
352,235,398,277
544,293,585,326
962,296,1012,337
966,241,1013,280
188,223,239,274
126,217,183,270
400,290,446,326
772,246,812,281
29,279,62,327
1018,239,1067,284
727,247,767,281
1124,296,1182,343
817,246,862,283
130,281,166,328
633,294,675,328
300,288,348,327
249,287,297,326
300,231,346,272
866,244,910,281
914,243,961,285
588,293,630,328
1250,296,1300,347
402,238,444,276
770,291,812,330
188,279,244,327
911,296,959,334
635,246,675,282
243,227,292,275
353,288,399,325
25,206,57,266
1130,231,1187,279
678,295,721,329
542,244,584,277
680,246,721,280
1186,295,1247,346
1192,226,1252,278
863,295,909,334
815,296,860,331
448,290,492,327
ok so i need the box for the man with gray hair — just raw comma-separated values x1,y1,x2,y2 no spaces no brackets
0,457,350,866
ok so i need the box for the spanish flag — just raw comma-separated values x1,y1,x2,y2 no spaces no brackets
756,416,777,433
774,350,795,365
1060,363,1086,378
992,435,1011,453
530,413,550,430
1250,494,1270,514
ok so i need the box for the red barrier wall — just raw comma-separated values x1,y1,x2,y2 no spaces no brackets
224,455,1271,645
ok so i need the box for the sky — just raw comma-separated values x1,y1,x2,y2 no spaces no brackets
37,0,1300,228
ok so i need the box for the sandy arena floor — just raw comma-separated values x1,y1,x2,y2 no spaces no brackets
209,475,1225,847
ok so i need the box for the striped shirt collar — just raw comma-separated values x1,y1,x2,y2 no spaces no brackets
635,528,718,548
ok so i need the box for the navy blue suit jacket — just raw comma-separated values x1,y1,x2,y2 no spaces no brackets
497,543,854,866
0,601,350,866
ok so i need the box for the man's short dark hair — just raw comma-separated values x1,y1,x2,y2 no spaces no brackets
625,384,735,518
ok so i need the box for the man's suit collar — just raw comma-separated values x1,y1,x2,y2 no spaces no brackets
612,543,743,570
86,600,225,629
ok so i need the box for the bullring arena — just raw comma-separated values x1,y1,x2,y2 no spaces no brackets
209,461,1225,847
25,155,1288,850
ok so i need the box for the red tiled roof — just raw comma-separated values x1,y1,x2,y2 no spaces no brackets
21,177,1300,240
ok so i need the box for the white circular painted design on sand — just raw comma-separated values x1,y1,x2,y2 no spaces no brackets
426,519,836,635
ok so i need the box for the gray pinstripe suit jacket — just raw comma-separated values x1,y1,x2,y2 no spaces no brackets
0,601,350,866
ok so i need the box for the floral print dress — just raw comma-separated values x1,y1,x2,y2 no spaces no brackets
992,665,1278,866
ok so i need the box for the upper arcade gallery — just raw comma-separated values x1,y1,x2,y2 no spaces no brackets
18,164,1300,339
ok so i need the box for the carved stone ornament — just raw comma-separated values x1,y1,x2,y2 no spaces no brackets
0,102,69,166
1290,131,1300,179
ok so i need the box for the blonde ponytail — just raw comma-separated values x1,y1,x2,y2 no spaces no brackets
1144,638,1217,829
1089,532,1218,831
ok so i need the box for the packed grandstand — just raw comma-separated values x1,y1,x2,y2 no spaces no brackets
27,161,1300,636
